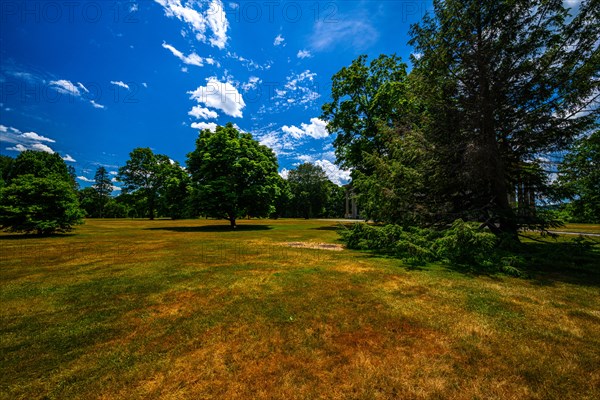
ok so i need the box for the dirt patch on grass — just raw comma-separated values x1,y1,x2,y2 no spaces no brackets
283,242,344,251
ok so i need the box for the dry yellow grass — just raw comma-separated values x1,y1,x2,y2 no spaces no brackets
1,219,599,399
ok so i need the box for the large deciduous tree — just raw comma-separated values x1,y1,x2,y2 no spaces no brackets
187,123,280,228
409,0,599,236
0,151,83,235
321,54,429,224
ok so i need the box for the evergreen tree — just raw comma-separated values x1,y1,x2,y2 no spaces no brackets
409,0,599,236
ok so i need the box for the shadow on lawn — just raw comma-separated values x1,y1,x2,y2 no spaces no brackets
146,225,273,233
361,240,600,288
0,233,77,241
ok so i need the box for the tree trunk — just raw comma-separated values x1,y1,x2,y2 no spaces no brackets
228,213,237,228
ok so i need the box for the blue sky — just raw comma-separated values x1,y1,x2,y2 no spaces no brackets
0,0,433,189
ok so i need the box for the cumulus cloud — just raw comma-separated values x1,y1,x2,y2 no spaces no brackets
155,0,229,49
31,143,55,153
21,131,55,143
282,118,328,140
297,49,312,59
274,34,285,46
6,144,28,152
188,105,218,119
188,77,246,118
111,81,130,90
314,159,351,185
191,121,218,132
279,168,289,179
77,176,94,183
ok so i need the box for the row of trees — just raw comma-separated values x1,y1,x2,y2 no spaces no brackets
0,124,347,234
321,0,599,237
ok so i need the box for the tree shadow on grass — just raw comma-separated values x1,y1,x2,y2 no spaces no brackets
0,233,77,241
146,225,273,233
352,240,600,287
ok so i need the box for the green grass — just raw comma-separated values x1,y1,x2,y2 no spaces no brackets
1,219,599,399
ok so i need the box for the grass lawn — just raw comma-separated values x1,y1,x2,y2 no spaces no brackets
1,219,599,399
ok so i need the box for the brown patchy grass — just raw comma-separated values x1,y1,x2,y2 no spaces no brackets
1,218,599,399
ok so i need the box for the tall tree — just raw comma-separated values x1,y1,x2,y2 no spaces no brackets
287,163,331,219
93,166,113,218
321,54,428,224
321,54,414,173
117,148,170,220
409,0,599,236
0,151,83,235
187,123,280,228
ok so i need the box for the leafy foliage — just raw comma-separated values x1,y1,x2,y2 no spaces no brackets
187,123,281,227
554,131,600,223
117,148,172,220
287,163,331,219
0,151,83,234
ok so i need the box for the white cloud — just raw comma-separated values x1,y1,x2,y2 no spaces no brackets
111,81,130,90
274,34,285,46
269,70,320,111
282,118,328,140
279,168,289,179
130,2,138,12
50,80,81,96
188,105,218,119
77,176,94,183
47,79,100,108
257,130,296,156
297,49,312,59
0,125,7,133
314,159,351,185
311,19,378,51
226,52,273,71
206,0,228,49
188,77,245,118
77,82,89,93
142,82,148,88
162,42,213,67
31,143,55,154
241,76,261,91
62,154,77,162
154,0,229,49
6,144,28,152
90,100,105,109
285,70,317,91
112,185,122,192
21,131,55,143
109,171,118,175
191,122,218,132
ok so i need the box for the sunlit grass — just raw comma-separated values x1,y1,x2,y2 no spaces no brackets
1,219,599,399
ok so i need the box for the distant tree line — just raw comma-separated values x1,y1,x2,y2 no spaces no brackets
0,124,347,234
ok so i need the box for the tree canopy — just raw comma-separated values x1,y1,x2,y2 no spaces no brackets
0,151,83,235
187,123,281,227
